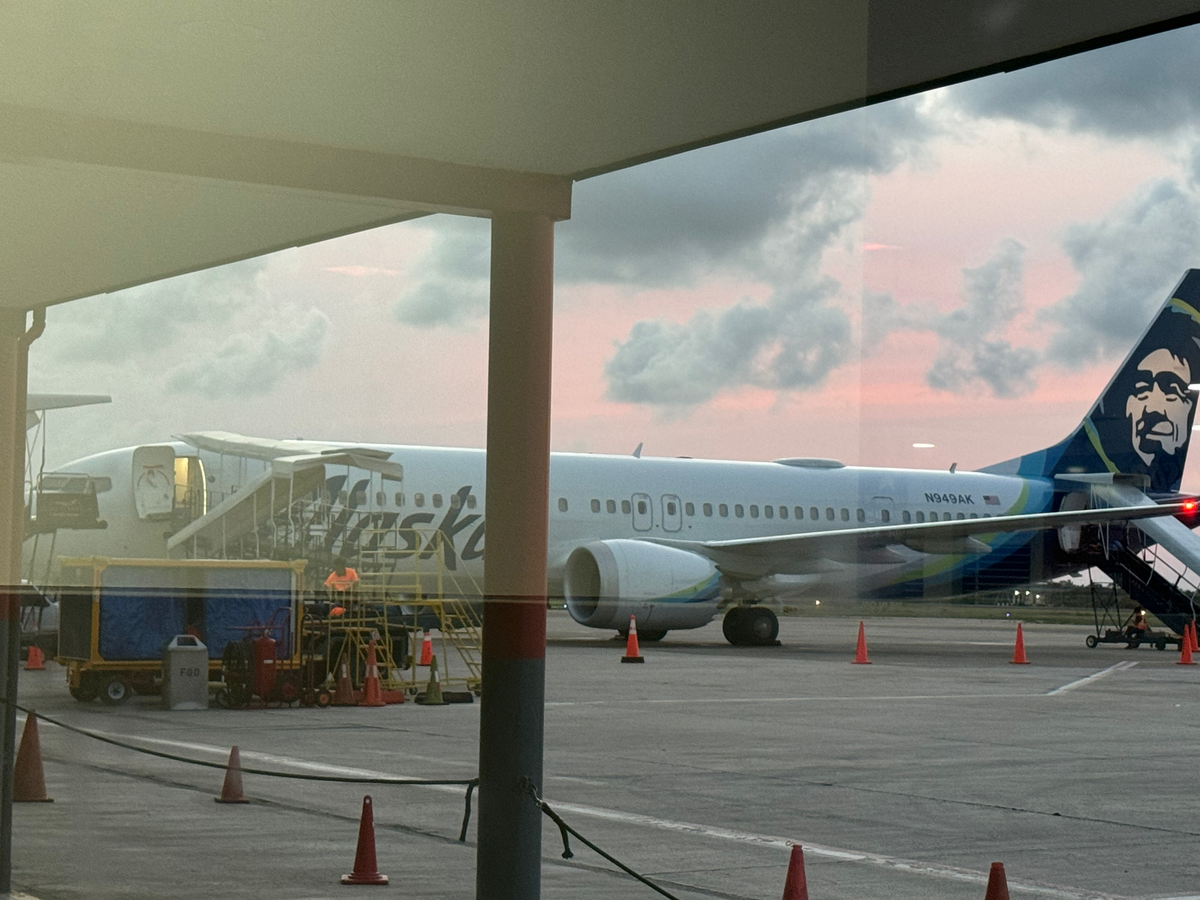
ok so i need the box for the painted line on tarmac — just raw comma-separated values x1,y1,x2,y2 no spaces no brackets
545,692,1035,707
1046,661,1138,696
547,801,1128,899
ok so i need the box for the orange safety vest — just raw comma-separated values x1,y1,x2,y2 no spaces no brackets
324,567,359,592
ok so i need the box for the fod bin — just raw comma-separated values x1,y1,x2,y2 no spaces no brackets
163,635,209,710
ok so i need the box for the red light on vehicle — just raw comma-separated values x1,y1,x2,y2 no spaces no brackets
1184,500,1198,513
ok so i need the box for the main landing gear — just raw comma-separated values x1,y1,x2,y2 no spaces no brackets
722,607,779,646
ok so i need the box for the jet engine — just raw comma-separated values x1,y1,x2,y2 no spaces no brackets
562,540,722,632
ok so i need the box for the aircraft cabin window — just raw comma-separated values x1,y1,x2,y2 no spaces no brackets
811,507,819,520
956,512,965,520
684,502,694,516
467,495,477,509
840,508,850,521
765,505,774,519
622,500,632,514
451,494,462,509
749,505,758,518
414,493,425,507
915,511,924,523
929,512,937,522
559,498,569,512
857,508,866,523
902,510,911,524
703,503,713,517
825,507,834,521
794,507,803,519
969,513,978,519
719,504,728,517
734,504,744,518
591,499,601,513
779,506,788,520
394,492,405,506
606,499,617,514
667,501,677,516
376,491,385,507
433,494,443,508
637,499,647,514
881,509,890,523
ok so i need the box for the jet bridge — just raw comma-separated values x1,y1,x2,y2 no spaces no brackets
167,449,403,566
1059,475,1200,635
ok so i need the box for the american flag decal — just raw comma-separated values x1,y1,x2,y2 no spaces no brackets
983,495,1001,506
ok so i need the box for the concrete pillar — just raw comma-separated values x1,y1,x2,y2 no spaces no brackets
0,308,35,893
476,212,554,900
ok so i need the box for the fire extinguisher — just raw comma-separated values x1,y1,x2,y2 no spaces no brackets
252,632,278,699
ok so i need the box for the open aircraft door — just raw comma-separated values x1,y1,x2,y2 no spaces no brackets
132,446,175,521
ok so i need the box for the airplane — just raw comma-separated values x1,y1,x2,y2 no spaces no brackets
22,272,1200,646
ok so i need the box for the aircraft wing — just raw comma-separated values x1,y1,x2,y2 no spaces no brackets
652,501,1193,578
177,431,391,463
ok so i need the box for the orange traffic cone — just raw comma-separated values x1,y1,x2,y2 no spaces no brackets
333,658,356,706
1179,626,1196,665
215,745,249,803
853,621,871,664
359,640,386,708
418,630,433,666
341,795,388,885
1011,622,1030,664
1189,621,1198,653
781,844,808,900
25,645,44,671
983,861,1010,900
13,713,52,802
621,615,644,663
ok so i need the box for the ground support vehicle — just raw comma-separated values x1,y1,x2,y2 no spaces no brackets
55,557,307,705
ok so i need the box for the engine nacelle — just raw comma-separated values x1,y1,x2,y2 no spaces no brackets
563,540,722,631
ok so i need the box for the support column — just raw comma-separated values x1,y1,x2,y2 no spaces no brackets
0,308,36,894
476,212,554,900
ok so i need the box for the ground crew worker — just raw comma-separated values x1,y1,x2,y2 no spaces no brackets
1125,608,1148,640
324,557,359,616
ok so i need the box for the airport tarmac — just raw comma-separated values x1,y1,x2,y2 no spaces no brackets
9,611,1200,900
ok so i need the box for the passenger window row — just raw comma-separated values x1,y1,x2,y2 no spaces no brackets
569,497,995,525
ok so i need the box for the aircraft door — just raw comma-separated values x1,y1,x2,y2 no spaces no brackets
132,446,176,521
869,495,895,524
661,494,682,532
631,493,653,531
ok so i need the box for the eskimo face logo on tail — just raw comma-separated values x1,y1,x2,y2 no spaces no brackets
1091,300,1200,492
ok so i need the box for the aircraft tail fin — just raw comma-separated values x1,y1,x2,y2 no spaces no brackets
981,270,1200,494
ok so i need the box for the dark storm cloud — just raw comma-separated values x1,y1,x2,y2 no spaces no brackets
1041,178,1200,367
926,239,1038,398
946,24,1200,140
393,217,490,328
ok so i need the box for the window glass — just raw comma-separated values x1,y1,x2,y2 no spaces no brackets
915,511,924,523
881,509,890,523
840,508,850,521
779,506,788,520
591,499,601,513
811,507,820,520
825,507,834,520
734,504,745,518
703,503,713,517
433,493,443,508
667,501,677,516
765,505,774,519
451,494,462,509
719,503,728,517
607,499,617,513
637,499,647,514
394,492,404,506
621,499,631,514
467,494,477,509
749,504,758,518
856,508,865,522
684,502,694,516
956,512,965,520
929,512,938,522
376,491,385,506
969,513,978,519
902,510,911,524
558,497,569,512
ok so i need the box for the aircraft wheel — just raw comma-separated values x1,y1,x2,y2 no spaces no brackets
99,677,130,706
639,630,668,642
722,608,747,644
744,607,779,645
1085,635,1098,649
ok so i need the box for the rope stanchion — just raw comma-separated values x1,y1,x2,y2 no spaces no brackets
11,702,479,832
522,777,683,900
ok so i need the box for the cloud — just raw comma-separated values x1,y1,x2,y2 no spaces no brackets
601,103,934,408
164,307,328,397
392,217,490,327
945,24,1200,142
1041,178,1200,367
922,239,1039,398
